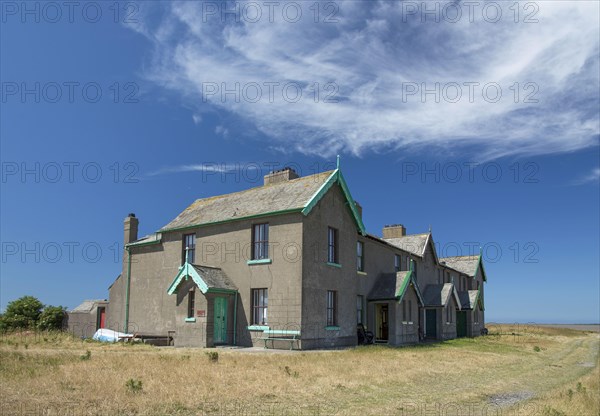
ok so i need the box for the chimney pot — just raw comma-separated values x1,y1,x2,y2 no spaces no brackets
264,167,300,185
383,224,406,239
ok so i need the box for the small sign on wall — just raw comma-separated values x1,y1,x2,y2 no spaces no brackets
197,310,206,317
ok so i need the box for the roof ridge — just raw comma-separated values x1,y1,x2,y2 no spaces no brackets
440,255,479,260
188,170,335,205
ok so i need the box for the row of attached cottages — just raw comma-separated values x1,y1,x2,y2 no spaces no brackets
70,167,487,349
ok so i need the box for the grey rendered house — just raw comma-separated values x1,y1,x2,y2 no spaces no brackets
105,167,487,348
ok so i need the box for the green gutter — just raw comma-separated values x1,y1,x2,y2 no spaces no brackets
124,247,132,333
160,208,303,233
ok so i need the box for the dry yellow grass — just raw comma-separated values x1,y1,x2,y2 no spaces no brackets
0,325,598,415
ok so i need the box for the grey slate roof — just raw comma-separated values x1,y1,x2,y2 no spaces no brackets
160,170,335,231
71,299,107,313
127,233,162,247
439,255,479,276
383,233,430,257
457,290,480,309
368,271,410,300
191,264,238,291
422,283,456,307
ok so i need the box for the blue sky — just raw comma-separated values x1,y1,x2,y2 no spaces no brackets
1,1,598,323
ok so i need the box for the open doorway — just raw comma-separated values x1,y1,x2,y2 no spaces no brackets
375,303,389,342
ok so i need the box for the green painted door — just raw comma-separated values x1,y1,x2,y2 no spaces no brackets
457,311,467,337
213,297,228,344
425,309,437,338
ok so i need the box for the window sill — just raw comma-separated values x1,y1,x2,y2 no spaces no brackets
248,325,269,331
247,259,272,265
402,321,414,325
325,326,340,330
185,318,196,323
326,262,342,268
357,271,367,276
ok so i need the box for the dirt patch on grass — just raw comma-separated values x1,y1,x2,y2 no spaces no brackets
488,391,534,407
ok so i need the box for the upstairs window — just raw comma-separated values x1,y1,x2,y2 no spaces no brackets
394,254,402,272
251,288,268,325
408,300,413,322
357,241,364,271
327,290,337,326
327,227,339,264
252,223,269,260
183,233,196,264
187,288,195,319
446,304,453,323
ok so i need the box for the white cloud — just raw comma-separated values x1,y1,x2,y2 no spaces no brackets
215,125,229,137
573,167,600,185
147,162,258,176
192,113,203,125
130,1,600,159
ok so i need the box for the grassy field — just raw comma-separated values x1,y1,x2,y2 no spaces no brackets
0,324,598,415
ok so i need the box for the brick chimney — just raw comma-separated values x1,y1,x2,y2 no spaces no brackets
383,224,406,239
264,167,299,185
124,213,139,245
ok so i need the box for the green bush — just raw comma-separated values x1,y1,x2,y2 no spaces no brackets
0,296,43,330
37,306,67,331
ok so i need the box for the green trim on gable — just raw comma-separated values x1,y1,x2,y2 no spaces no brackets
477,255,488,281
167,262,238,295
396,271,425,306
301,169,367,235
336,170,367,235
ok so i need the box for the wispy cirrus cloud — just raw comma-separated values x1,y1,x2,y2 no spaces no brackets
129,1,599,159
572,167,600,185
147,162,256,176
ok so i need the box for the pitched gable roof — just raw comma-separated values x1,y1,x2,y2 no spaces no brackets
159,169,366,235
422,283,461,308
70,299,107,313
383,233,439,262
167,262,237,295
440,254,487,281
457,289,483,310
368,271,424,305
